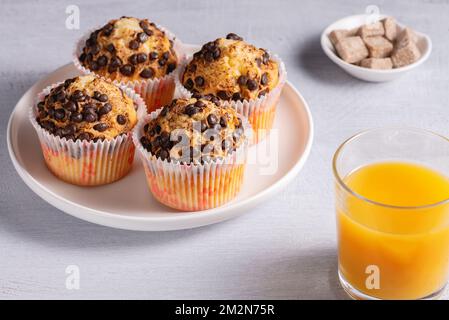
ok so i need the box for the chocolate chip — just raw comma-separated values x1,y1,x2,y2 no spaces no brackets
90,60,100,71
88,44,100,55
47,107,55,118
139,20,149,30
106,43,115,53
149,51,158,60
98,94,108,102
160,106,169,117
204,51,214,62
220,116,227,128
167,63,176,74
78,132,92,141
128,54,138,65
97,55,108,67
232,92,242,101
83,112,97,122
184,104,200,116
63,124,76,136
86,36,97,47
158,58,167,66
71,90,85,101
217,90,230,100
261,72,268,85
247,79,258,91
258,90,267,98
212,48,221,59
143,28,153,36
54,109,66,120
54,128,64,137
226,33,243,41
55,91,66,102
139,68,154,78
41,120,55,132
194,76,204,87
237,75,248,86
160,132,171,149
110,56,122,68
184,78,194,90
255,58,262,67
207,114,218,126
93,123,108,132
64,101,77,112
140,136,152,151
120,64,135,76
188,64,197,72
192,92,202,99
157,149,170,161
98,103,112,116
222,139,232,151
102,23,114,36
137,53,147,63
210,96,220,105
79,53,87,62
137,32,148,43
129,40,139,50
116,114,126,125
194,100,205,108
262,51,270,64
70,112,83,123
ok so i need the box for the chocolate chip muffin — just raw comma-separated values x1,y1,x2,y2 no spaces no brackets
181,33,279,102
78,16,178,82
36,75,137,141
139,97,246,163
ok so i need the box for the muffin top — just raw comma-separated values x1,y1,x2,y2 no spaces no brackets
36,75,137,141
140,97,246,163
182,33,279,102
79,17,178,82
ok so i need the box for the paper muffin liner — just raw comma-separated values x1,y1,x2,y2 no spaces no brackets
29,82,146,186
175,54,287,144
73,23,185,114
132,108,252,211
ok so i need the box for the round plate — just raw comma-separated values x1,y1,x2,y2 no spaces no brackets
7,49,313,231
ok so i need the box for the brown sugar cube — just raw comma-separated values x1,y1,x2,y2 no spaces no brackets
335,36,369,63
360,58,393,69
396,27,419,48
382,17,398,41
329,28,359,46
363,36,393,58
329,30,349,46
359,21,385,38
391,40,421,68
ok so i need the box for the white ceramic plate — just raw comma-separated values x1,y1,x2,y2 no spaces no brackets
7,46,313,231
321,14,432,82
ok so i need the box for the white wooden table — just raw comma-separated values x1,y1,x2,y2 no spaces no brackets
1,0,448,299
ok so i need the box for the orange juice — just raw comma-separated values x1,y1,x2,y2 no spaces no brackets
337,162,449,299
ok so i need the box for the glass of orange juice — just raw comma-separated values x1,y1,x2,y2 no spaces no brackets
333,127,449,300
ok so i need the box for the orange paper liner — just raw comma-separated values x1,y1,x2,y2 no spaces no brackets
133,109,251,211
29,82,146,186
73,23,185,113
175,54,286,144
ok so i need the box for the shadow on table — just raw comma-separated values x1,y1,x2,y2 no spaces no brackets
295,34,357,86
195,247,349,300
0,199,235,249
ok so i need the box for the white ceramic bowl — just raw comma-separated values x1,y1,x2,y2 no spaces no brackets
321,14,432,82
